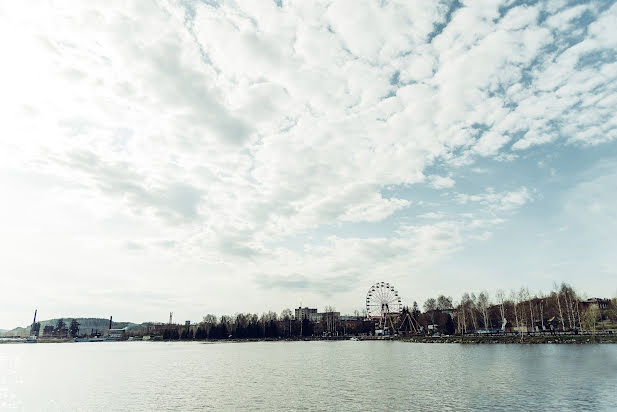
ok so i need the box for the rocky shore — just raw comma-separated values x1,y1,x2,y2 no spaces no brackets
400,334,617,344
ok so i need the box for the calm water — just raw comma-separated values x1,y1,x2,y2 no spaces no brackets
1,341,616,411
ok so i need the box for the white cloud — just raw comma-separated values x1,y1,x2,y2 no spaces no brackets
340,195,410,223
428,175,456,189
417,212,445,220
456,187,533,211
0,0,615,326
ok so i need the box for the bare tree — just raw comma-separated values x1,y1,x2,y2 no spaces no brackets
280,308,292,320
518,288,528,333
436,295,453,310
423,298,437,313
468,293,479,331
477,291,491,329
457,296,468,335
456,307,465,335
575,297,582,330
565,283,580,330
280,308,293,337
527,288,535,331
553,283,565,331
539,297,545,331
496,289,506,326
424,298,438,325
510,290,520,331
323,306,337,335
203,314,217,324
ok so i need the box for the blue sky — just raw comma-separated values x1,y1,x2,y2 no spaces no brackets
1,0,616,328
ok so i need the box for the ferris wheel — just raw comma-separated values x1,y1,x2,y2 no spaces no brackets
366,282,402,318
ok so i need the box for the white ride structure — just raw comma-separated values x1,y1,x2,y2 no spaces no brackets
366,282,402,334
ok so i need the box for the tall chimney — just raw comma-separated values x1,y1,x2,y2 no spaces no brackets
109,316,113,330
31,309,37,336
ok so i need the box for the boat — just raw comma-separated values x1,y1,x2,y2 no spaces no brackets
25,335,38,343
349,337,359,341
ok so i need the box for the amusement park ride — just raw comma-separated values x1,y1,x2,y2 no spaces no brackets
365,282,421,335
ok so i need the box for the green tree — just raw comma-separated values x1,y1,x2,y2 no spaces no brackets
69,319,80,337
55,319,66,336
607,298,617,322
195,327,205,339
438,313,455,335
581,307,600,334
31,322,41,336
411,301,421,318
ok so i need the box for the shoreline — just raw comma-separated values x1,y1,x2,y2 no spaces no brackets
399,334,617,344
3,334,617,344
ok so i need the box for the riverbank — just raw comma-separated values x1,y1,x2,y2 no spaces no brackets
399,334,617,344
0,338,72,344
3,335,617,344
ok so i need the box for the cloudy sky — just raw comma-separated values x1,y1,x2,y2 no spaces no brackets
1,0,616,328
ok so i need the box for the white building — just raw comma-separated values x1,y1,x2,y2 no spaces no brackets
108,328,125,339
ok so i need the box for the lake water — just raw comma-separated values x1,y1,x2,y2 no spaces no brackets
1,341,616,411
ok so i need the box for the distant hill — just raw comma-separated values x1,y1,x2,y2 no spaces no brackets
0,318,140,337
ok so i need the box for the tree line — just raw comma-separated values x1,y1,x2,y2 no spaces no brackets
418,282,617,334
153,309,374,340
134,282,617,340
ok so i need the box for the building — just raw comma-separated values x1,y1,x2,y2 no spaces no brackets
340,315,363,321
580,298,610,311
42,325,54,337
54,327,68,338
143,322,173,335
309,312,322,322
108,328,125,339
320,311,340,322
547,316,563,331
295,307,318,321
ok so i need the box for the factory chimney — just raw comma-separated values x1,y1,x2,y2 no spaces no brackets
31,309,38,336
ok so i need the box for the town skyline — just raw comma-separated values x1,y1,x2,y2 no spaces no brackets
2,281,613,331
2,1,617,329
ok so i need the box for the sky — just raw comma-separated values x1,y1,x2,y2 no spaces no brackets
1,0,616,328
